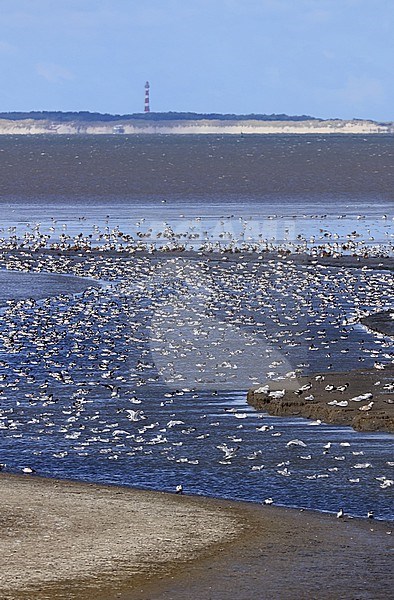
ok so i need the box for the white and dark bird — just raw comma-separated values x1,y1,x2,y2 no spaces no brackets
22,467,36,474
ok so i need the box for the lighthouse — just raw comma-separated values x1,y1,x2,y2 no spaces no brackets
144,81,150,113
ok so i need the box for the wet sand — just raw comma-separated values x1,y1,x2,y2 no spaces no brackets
0,474,392,600
248,365,394,433
0,474,241,600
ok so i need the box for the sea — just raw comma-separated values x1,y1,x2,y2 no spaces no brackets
0,134,393,519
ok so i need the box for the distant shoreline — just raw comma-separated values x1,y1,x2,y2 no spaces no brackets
0,116,392,135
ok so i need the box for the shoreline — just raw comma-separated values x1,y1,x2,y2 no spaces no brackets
0,117,392,136
0,474,392,600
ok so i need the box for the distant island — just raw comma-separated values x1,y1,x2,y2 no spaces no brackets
0,111,392,135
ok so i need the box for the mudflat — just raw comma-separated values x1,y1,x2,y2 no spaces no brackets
248,365,394,433
0,474,392,600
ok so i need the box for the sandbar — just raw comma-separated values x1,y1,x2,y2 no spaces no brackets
248,365,394,432
0,474,392,599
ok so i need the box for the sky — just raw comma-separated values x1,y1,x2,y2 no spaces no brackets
0,0,393,120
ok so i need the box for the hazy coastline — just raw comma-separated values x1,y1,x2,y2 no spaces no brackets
0,117,392,135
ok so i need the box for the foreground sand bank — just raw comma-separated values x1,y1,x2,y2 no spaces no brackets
0,475,392,600
0,474,242,600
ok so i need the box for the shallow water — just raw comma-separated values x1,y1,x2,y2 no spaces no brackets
0,269,96,306
0,255,392,520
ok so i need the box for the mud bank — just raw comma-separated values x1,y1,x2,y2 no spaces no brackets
248,366,394,432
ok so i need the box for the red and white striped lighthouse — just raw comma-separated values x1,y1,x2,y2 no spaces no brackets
144,81,150,113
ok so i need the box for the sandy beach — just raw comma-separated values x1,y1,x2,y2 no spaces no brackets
0,474,242,600
0,474,392,600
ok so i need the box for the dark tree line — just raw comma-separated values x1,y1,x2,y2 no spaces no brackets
0,111,317,122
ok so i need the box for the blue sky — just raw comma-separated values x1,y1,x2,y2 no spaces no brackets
0,0,393,120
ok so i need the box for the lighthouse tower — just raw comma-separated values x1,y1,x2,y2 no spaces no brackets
144,81,150,113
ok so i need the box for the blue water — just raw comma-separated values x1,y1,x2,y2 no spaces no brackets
0,135,393,520
0,257,392,520
0,134,393,254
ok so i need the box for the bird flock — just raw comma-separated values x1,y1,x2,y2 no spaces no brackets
0,229,393,519
0,209,393,258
